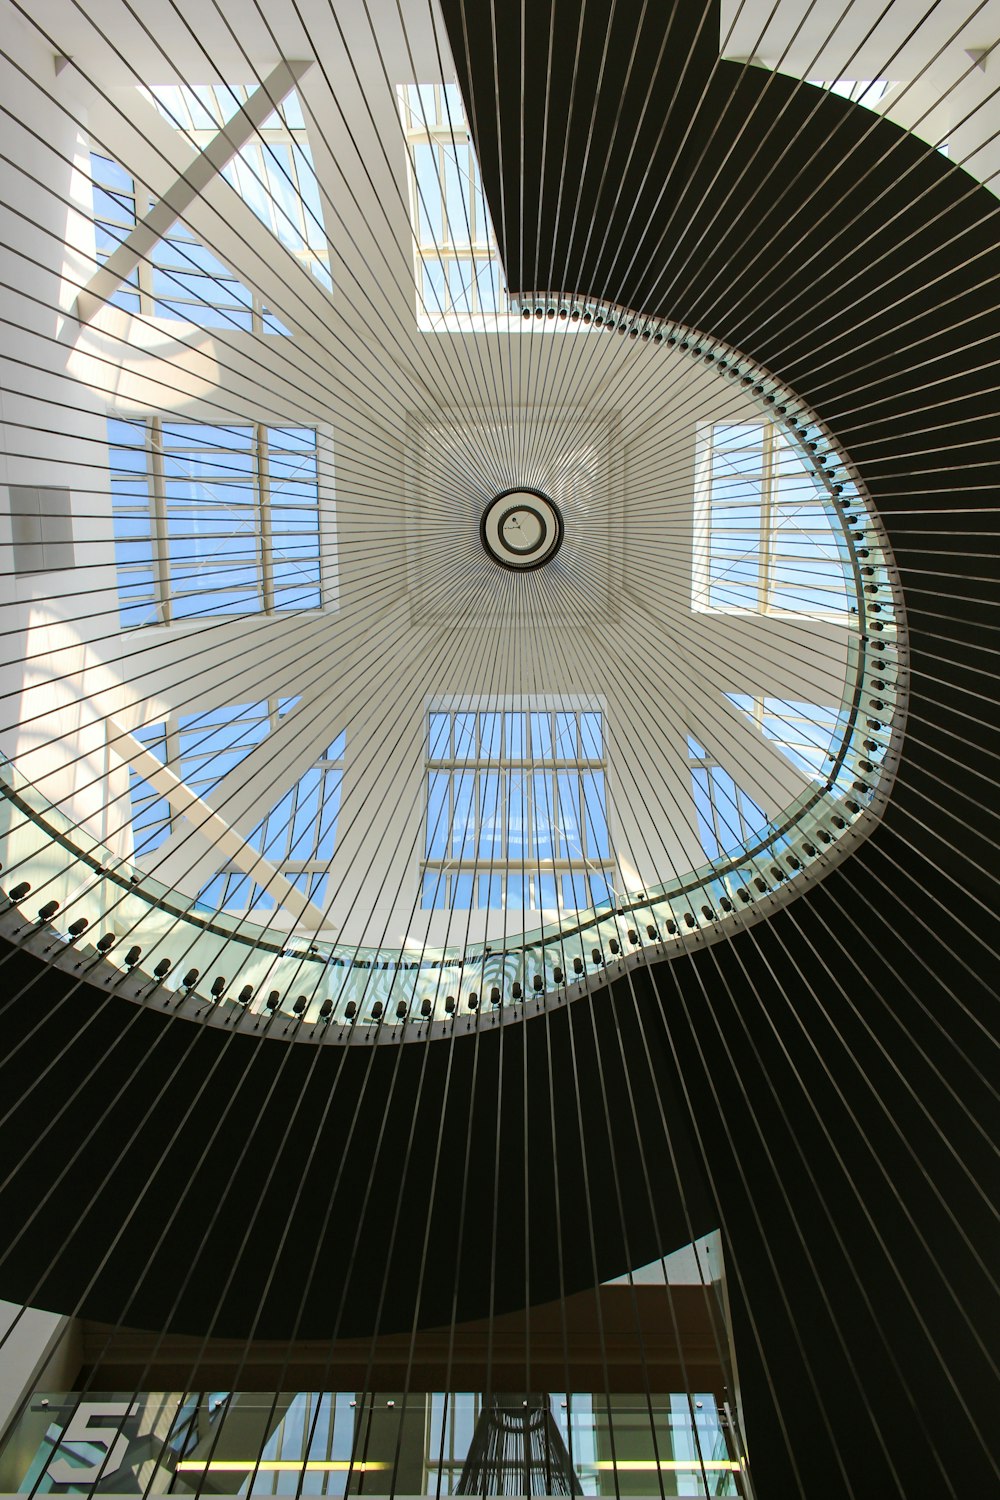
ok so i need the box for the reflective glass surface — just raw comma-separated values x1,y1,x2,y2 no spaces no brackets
0,1393,745,1497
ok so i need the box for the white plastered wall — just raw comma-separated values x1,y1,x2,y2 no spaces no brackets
0,14,131,854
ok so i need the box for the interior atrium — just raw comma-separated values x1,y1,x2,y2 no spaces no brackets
0,1,997,1496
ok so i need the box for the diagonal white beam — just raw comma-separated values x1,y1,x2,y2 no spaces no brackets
77,60,311,323
80,78,345,354
110,718,325,929
136,691,336,895
706,690,813,816
685,609,852,703
613,716,709,879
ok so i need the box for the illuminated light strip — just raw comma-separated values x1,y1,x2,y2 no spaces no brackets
174,1457,741,1475
175,1460,387,1472
593,1458,741,1471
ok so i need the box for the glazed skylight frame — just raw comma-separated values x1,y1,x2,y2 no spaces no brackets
89,151,289,333
144,83,332,292
128,702,345,917
692,419,853,616
1,318,903,1026
197,730,346,915
107,418,326,627
421,706,614,912
129,696,299,859
726,694,845,784
686,733,769,865
399,83,506,322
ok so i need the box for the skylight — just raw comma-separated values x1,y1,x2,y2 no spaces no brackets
89,152,290,332
686,734,768,864
107,419,326,626
128,702,345,916
399,84,505,322
421,706,613,911
146,84,332,292
128,698,299,859
197,731,345,913
693,420,851,614
726,695,843,783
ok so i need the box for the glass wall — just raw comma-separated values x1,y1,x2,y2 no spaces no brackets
0,1392,745,1497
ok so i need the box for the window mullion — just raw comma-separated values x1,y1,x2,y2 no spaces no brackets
256,423,274,612
422,707,608,911
499,766,507,869
136,189,157,315
525,768,534,880
577,769,587,863
759,422,776,613
448,771,455,864
147,416,172,625
164,712,181,835
706,762,719,850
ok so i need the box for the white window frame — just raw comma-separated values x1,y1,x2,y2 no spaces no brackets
128,702,346,914
726,694,842,784
201,731,346,913
89,152,285,332
108,417,334,626
686,733,768,862
129,697,299,853
143,84,332,290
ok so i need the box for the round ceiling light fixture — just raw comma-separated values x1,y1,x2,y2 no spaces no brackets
480,487,564,570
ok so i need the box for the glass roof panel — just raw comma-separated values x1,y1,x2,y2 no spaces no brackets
145,83,332,292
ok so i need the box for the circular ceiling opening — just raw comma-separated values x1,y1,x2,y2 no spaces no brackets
480,487,564,570
1,307,906,1040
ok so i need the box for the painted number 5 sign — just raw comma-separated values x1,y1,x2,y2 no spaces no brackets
47,1402,141,1486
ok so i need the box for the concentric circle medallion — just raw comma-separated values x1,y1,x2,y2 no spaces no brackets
480,487,564,570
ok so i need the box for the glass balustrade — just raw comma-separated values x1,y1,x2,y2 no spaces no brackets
0,720,895,1033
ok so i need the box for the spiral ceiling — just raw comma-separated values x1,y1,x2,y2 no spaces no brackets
0,1,997,1496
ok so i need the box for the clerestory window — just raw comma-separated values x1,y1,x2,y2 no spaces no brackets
128,697,300,857
421,706,614,912
726,694,843,783
399,84,505,321
107,418,326,626
693,420,851,615
197,731,345,913
128,701,344,914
